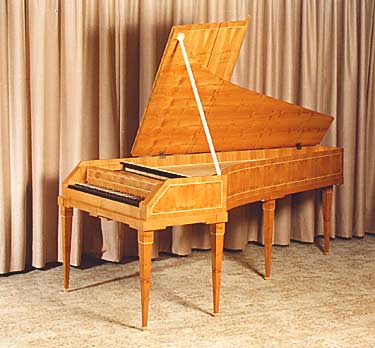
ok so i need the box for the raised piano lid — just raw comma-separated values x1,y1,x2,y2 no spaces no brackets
131,18,333,157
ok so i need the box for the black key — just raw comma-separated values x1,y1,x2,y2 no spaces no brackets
121,162,187,179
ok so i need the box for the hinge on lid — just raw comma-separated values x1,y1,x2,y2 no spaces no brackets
159,152,166,159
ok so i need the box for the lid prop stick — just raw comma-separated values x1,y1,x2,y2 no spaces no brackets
177,32,222,176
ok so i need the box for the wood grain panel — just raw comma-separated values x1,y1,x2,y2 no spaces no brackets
147,176,226,217
151,181,222,214
131,18,333,157
224,148,343,209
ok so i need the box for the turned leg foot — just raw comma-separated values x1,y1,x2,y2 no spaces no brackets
263,200,275,280
210,223,225,316
138,230,154,329
61,205,73,292
322,186,333,255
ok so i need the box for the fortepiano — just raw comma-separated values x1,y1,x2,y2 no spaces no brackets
58,18,343,329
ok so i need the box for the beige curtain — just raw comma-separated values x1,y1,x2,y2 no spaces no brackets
0,0,374,274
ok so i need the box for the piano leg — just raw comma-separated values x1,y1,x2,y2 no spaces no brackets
138,230,154,330
263,200,275,280
61,206,73,291
209,223,225,316
322,186,333,255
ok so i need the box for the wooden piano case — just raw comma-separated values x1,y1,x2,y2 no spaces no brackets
58,18,343,328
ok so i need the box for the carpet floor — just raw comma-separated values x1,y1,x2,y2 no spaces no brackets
1,235,375,348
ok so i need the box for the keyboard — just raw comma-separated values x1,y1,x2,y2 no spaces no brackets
68,183,143,207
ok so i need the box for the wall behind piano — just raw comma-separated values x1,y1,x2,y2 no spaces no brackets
0,0,374,274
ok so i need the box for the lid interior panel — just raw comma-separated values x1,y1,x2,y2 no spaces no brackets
131,18,333,157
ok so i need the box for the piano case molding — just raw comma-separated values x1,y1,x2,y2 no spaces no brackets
58,18,343,329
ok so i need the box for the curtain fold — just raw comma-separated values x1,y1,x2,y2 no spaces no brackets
28,0,60,268
0,0,374,274
1,0,31,273
0,0,12,273
365,0,375,234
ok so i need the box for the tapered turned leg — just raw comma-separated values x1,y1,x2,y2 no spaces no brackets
322,186,333,255
61,206,73,291
209,223,225,316
263,200,275,280
138,230,154,330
